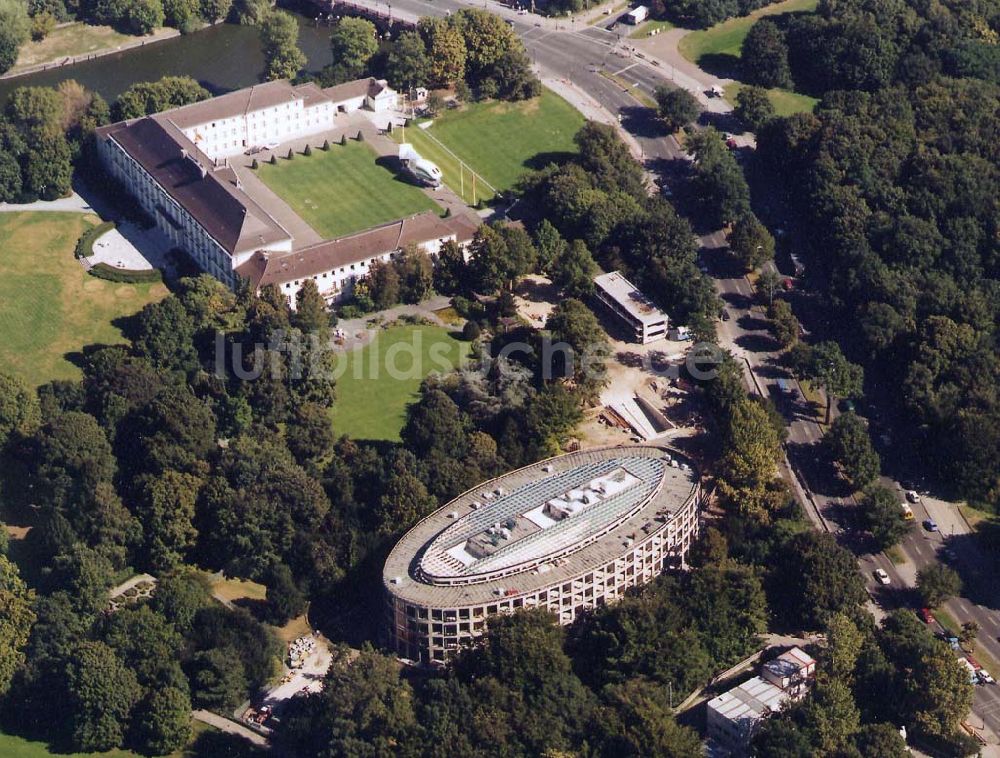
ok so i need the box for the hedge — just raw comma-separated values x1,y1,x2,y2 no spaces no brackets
74,221,116,259
88,263,163,284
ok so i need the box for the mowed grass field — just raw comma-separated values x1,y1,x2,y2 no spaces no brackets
678,0,818,63
395,90,585,204
0,722,222,758
723,82,818,116
0,213,167,386
257,141,440,239
330,324,471,441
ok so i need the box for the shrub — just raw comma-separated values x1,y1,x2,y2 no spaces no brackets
322,139,330,150
286,148,294,159
74,221,116,259
340,133,347,146
462,320,481,341
356,129,364,141
303,144,312,156
251,158,259,169
88,263,163,284
269,154,277,165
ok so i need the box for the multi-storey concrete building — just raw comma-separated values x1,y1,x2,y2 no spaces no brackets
593,271,669,343
383,445,702,663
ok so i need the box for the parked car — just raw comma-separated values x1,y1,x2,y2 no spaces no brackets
923,518,939,532
979,670,995,685
874,568,890,585
919,607,936,624
906,490,921,503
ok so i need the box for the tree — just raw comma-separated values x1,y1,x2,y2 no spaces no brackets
594,679,703,758
854,722,909,757
367,258,401,309
231,0,270,25
654,85,699,132
151,570,211,634
293,279,329,334
550,238,597,299
727,212,774,272
260,10,305,81
757,269,781,306
451,8,517,76
824,612,863,682
163,0,200,30
533,218,567,273
546,298,610,401
735,85,776,131
771,531,867,628
29,410,116,514
432,239,468,295
916,564,961,608
686,128,751,226
0,556,35,695
799,676,861,753
0,0,31,75
186,649,246,710
742,20,791,88
395,245,434,304
0,371,40,447
717,398,784,522
421,18,465,86
384,30,430,90
113,76,209,121
63,640,142,752
286,402,334,464
265,562,306,625
198,0,230,23
131,686,192,756
958,621,979,647
789,341,864,424
133,470,201,572
329,17,377,80
279,645,417,756
861,485,910,549
769,299,800,348
826,412,880,489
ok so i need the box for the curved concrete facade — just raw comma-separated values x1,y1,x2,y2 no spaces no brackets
383,445,702,663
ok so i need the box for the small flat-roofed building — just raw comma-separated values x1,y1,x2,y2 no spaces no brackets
762,646,815,698
383,445,701,663
593,271,669,343
706,676,788,757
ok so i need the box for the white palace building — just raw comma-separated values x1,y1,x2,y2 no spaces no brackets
95,77,474,304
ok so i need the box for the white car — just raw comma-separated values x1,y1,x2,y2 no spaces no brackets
874,568,890,585
905,490,921,504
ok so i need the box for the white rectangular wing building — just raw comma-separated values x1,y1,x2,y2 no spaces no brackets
594,271,669,343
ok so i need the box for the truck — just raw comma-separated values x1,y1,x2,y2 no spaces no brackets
624,5,648,23
398,143,443,188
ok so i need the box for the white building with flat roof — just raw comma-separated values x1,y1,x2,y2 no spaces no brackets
593,271,669,343
707,676,787,756
707,647,816,756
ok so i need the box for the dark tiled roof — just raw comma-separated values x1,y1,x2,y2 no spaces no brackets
100,117,290,256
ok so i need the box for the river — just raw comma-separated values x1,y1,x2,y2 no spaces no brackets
0,13,344,107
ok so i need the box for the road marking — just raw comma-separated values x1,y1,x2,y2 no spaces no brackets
613,63,637,76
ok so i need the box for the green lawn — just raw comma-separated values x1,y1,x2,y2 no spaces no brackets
395,90,585,204
330,324,471,441
678,0,818,65
0,721,226,758
629,18,675,38
724,82,818,116
257,141,440,239
0,213,167,387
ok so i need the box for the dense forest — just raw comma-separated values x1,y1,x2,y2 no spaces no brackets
747,0,999,510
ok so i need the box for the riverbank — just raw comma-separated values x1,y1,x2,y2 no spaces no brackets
4,23,181,81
